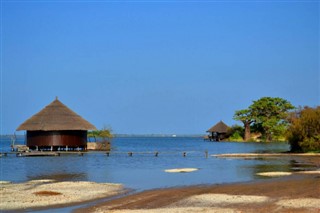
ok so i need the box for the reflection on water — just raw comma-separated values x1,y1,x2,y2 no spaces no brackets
27,173,87,182
24,155,89,182
289,159,318,172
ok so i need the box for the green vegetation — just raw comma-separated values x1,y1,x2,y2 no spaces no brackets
287,106,320,152
233,97,294,142
226,125,244,142
231,97,319,152
87,126,113,142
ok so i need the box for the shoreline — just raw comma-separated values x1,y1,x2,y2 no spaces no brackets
77,174,320,213
1,153,319,212
75,154,320,213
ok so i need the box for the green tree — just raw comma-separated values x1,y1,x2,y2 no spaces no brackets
87,126,113,142
287,106,320,152
249,97,294,141
233,109,254,141
98,126,113,142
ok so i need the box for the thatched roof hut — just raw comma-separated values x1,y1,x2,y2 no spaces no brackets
207,121,229,134
17,98,96,131
16,97,96,151
206,121,229,141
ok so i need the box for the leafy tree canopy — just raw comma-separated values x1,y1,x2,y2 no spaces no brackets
234,109,254,124
250,97,294,141
234,97,294,142
88,126,113,142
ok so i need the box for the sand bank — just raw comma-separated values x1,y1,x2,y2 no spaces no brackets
0,180,124,210
164,168,199,173
213,153,320,158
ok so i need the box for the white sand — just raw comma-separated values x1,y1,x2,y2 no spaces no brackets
0,180,124,210
297,170,320,174
256,172,293,177
97,194,269,213
92,192,320,213
105,207,237,213
256,170,320,177
164,168,199,173
173,194,269,207
277,198,320,209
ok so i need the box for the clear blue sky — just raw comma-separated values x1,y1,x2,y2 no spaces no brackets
1,1,319,135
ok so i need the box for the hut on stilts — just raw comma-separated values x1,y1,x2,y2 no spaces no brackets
16,97,97,151
206,121,229,141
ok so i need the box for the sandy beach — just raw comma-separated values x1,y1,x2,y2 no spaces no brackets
77,173,320,213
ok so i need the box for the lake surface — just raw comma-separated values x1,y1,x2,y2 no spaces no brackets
0,136,294,191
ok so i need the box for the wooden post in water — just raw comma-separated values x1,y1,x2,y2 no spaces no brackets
155,151,159,157
205,150,208,158
128,152,133,157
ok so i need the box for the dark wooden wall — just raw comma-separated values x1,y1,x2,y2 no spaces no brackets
27,130,87,147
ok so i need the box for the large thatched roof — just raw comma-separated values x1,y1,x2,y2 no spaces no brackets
207,121,229,133
17,98,97,131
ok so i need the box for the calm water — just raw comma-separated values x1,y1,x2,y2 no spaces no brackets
0,136,294,191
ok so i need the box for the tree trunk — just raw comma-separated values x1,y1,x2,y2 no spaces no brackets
266,131,272,142
244,122,251,141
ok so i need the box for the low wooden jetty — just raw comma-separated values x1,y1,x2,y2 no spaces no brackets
16,152,60,157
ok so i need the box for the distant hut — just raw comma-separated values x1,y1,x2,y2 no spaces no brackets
206,121,229,141
16,97,97,151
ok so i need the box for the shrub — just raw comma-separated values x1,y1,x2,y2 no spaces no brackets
287,106,320,152
227,125,244,141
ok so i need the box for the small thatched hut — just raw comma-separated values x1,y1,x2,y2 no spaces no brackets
206,121,229,141
16,97,97,151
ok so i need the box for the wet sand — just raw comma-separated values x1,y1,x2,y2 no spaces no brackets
77,174,320,213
